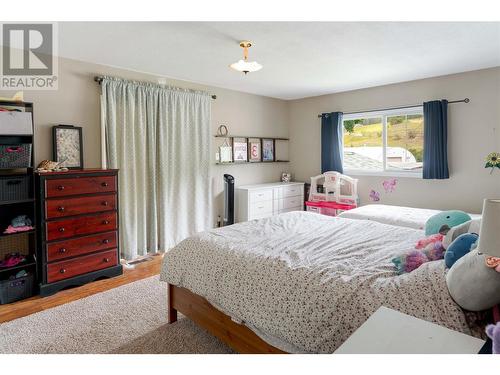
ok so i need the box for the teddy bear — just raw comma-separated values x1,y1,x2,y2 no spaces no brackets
486,322,500,354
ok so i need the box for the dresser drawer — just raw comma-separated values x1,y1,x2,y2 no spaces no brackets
282,184,303,198
46,193,116,219
281,196,303,210
47,249,118,283
249,189,273,203
249,200,273,217
46,212,117,241
46,231,118,262
45,175,116,198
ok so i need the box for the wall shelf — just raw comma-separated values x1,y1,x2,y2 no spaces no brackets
215,160,290,165
214,134,289,164
214,135,289,141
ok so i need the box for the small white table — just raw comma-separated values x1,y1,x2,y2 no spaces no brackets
334,306,485,354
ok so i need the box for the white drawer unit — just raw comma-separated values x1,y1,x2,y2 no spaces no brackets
236,182,305,222
249,200,273,217
282,184,302,198
249,189,273,203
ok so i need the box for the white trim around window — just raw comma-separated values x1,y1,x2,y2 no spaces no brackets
342,106,424,178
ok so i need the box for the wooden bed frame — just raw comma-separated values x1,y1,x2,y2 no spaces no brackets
167,284,286,353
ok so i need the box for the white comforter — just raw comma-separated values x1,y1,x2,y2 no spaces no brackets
338,204,480,230
160,211,474,353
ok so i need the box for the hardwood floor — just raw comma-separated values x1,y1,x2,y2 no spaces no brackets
0,255,163,323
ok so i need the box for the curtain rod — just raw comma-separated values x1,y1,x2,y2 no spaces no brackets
317,98,469,118
94,76,217,100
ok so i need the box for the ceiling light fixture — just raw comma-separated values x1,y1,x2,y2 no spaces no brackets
229,41,262,75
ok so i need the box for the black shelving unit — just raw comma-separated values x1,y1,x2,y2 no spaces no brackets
0,101,37,304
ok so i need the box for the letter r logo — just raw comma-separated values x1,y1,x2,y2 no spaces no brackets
2,24,53,75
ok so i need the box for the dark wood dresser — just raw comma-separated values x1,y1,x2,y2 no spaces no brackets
36,169,122,296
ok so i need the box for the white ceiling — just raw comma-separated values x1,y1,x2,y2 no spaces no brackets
58,22,500,100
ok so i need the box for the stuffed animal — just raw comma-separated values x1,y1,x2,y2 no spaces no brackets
392,250,430,275
11,215,32,228
425,210,471,236
446,250,500,311
393,234,446,274
442,218,481,249
416,233,443,249
423,241,445,261
486,322,500,354
444,233,478,268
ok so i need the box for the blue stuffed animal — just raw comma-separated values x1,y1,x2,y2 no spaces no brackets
444,233,478,268
425,210,471,236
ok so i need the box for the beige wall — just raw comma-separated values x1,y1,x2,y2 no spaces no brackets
288,67,500,213
0,57,289,223
2,58,498,216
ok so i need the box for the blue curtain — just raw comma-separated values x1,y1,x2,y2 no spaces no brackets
321,112,343,173
423,100,449,179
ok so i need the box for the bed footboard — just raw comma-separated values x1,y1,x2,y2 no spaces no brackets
166,283,286,353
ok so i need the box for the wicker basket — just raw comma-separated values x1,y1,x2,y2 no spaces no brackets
0,144,32,168
0,174,31,202
0,273,34,304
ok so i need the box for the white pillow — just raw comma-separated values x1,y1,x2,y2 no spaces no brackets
443,218,481,249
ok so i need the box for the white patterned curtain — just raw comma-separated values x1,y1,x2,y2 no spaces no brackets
100,77,212,259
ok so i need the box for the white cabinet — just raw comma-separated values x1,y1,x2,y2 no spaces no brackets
236,182,305,222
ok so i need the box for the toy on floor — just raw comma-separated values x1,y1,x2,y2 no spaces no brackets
486,322,500,354
425,210,471,236
444,233,478,268
309,171,358,206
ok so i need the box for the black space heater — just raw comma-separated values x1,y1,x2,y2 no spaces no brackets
223,174,234,226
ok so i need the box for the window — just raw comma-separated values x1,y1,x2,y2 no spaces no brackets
342,107,424,176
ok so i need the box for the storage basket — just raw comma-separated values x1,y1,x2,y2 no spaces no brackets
0,112,33,135
0,144,32,168
0,174,30,202
0,273,34,304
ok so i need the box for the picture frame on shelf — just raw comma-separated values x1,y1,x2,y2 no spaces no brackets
218,135,233,163
262,139,274,162
248,138,261,162
233,137,248,162
52,125,83,169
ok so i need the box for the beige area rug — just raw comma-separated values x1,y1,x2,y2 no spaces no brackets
0,276,233,354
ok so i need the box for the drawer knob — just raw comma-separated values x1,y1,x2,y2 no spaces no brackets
102,201,109,206
58,206,65,212
57,185,65,191
102,239,110,244
102,220,110,225
103,258,110,263
58,227,65,233
59,268,66,274
101,182,109,187
59,248,67,254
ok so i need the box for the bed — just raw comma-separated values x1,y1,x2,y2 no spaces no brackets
160,208,482,353
338,204,481,230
